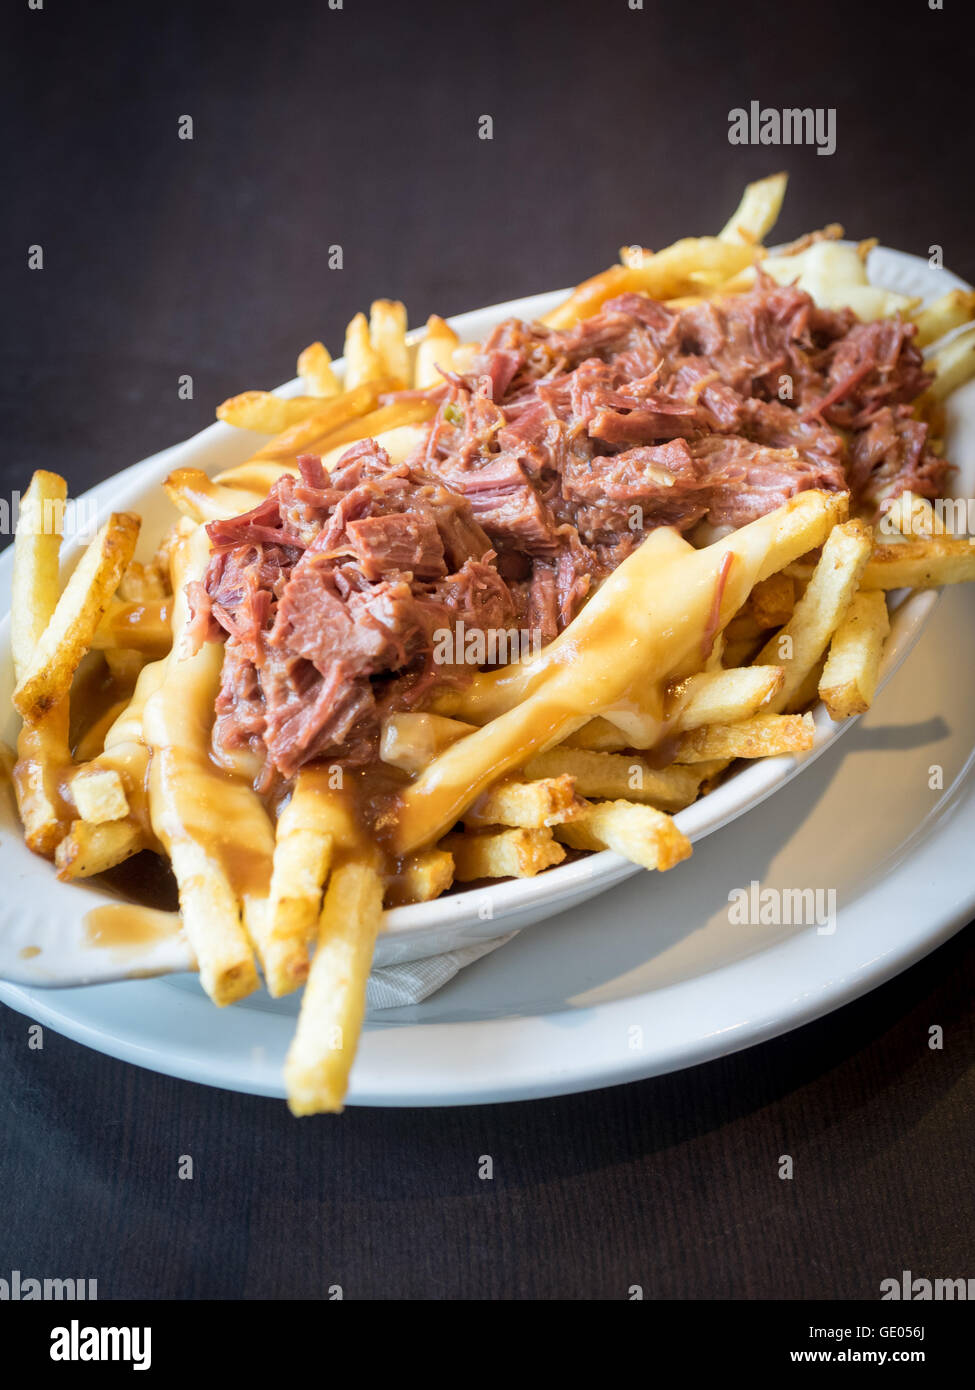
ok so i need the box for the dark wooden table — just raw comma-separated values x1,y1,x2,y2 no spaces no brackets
2,0,972,1300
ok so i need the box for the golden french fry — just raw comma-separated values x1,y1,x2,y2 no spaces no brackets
718,172,788,245
143,525,264,1006
380,712,474,774
11,470,68,685
91,597,172,657
415,314,460,389
669,665,785,731
216,391,327,433
70,766,130,823
676,712,815,762
165,837,257,1003
13,513,140,723
521,748,703,813
384,849,455,907
55,817,143,880
623,238,758,291
10,471,74,854
554,800,691,871
369,299,409,387
860,535,975,589
912,290,975,349
562,718,631,752
163,468,261,523
311,397,436,453
819,590,890,720
73,698,129,763
542,264,637,330
297,341,341,397
264,766,342,998
925,324,975,402
755,519,872,712
118,559,169,602
442,826,565,880
13,703,73,856
463,774,583,829
253,379,395,459
394,491,845,854
284,861,384,1115
213,459,299,492
343,312,385,391
748,572,796,628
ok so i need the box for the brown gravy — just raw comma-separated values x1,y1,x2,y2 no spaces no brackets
83,903,180,956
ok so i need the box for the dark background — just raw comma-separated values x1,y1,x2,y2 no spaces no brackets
1,0,972,1299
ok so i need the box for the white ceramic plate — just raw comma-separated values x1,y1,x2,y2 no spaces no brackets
1,246,972,994
1,575,973,1104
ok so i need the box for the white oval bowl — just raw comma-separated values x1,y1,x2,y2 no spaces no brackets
1,245,972,985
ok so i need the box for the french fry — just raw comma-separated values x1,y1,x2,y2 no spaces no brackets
859,535,975,589
912,289,975,349
216,391,328,433
310,397,436,453
521,748,703,813
143,526,263,1006
442,826,565,880
562,718,631,752
10,471,73,854
415,314,460,389
163,468,261,523
253,378,395,459
54,818,143,880
11,470,68,685
748,572,796,628
284,861,384,1115
213,459,298,492
380,712,473,774
343,312,385,391
819,590,890,720
394,491,845,854
384,848,455,907
676,712,815,762
70,766,130,823
542,264,637,330
554,800,691,872
13,704,73,856
718,172,788,245
13,513,140,723
624,238,758,294
463,774,583,829
91,597,172,657
923,323,975,401
118,559,169,603
73,698,129,762
668,665,784,731
754,519,872,712
264,766,340,998
369,299,409,387
297,341,341,398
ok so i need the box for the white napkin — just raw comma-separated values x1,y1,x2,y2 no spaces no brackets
364,932,520,1009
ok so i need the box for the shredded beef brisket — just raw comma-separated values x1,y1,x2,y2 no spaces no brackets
198,277,950,779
